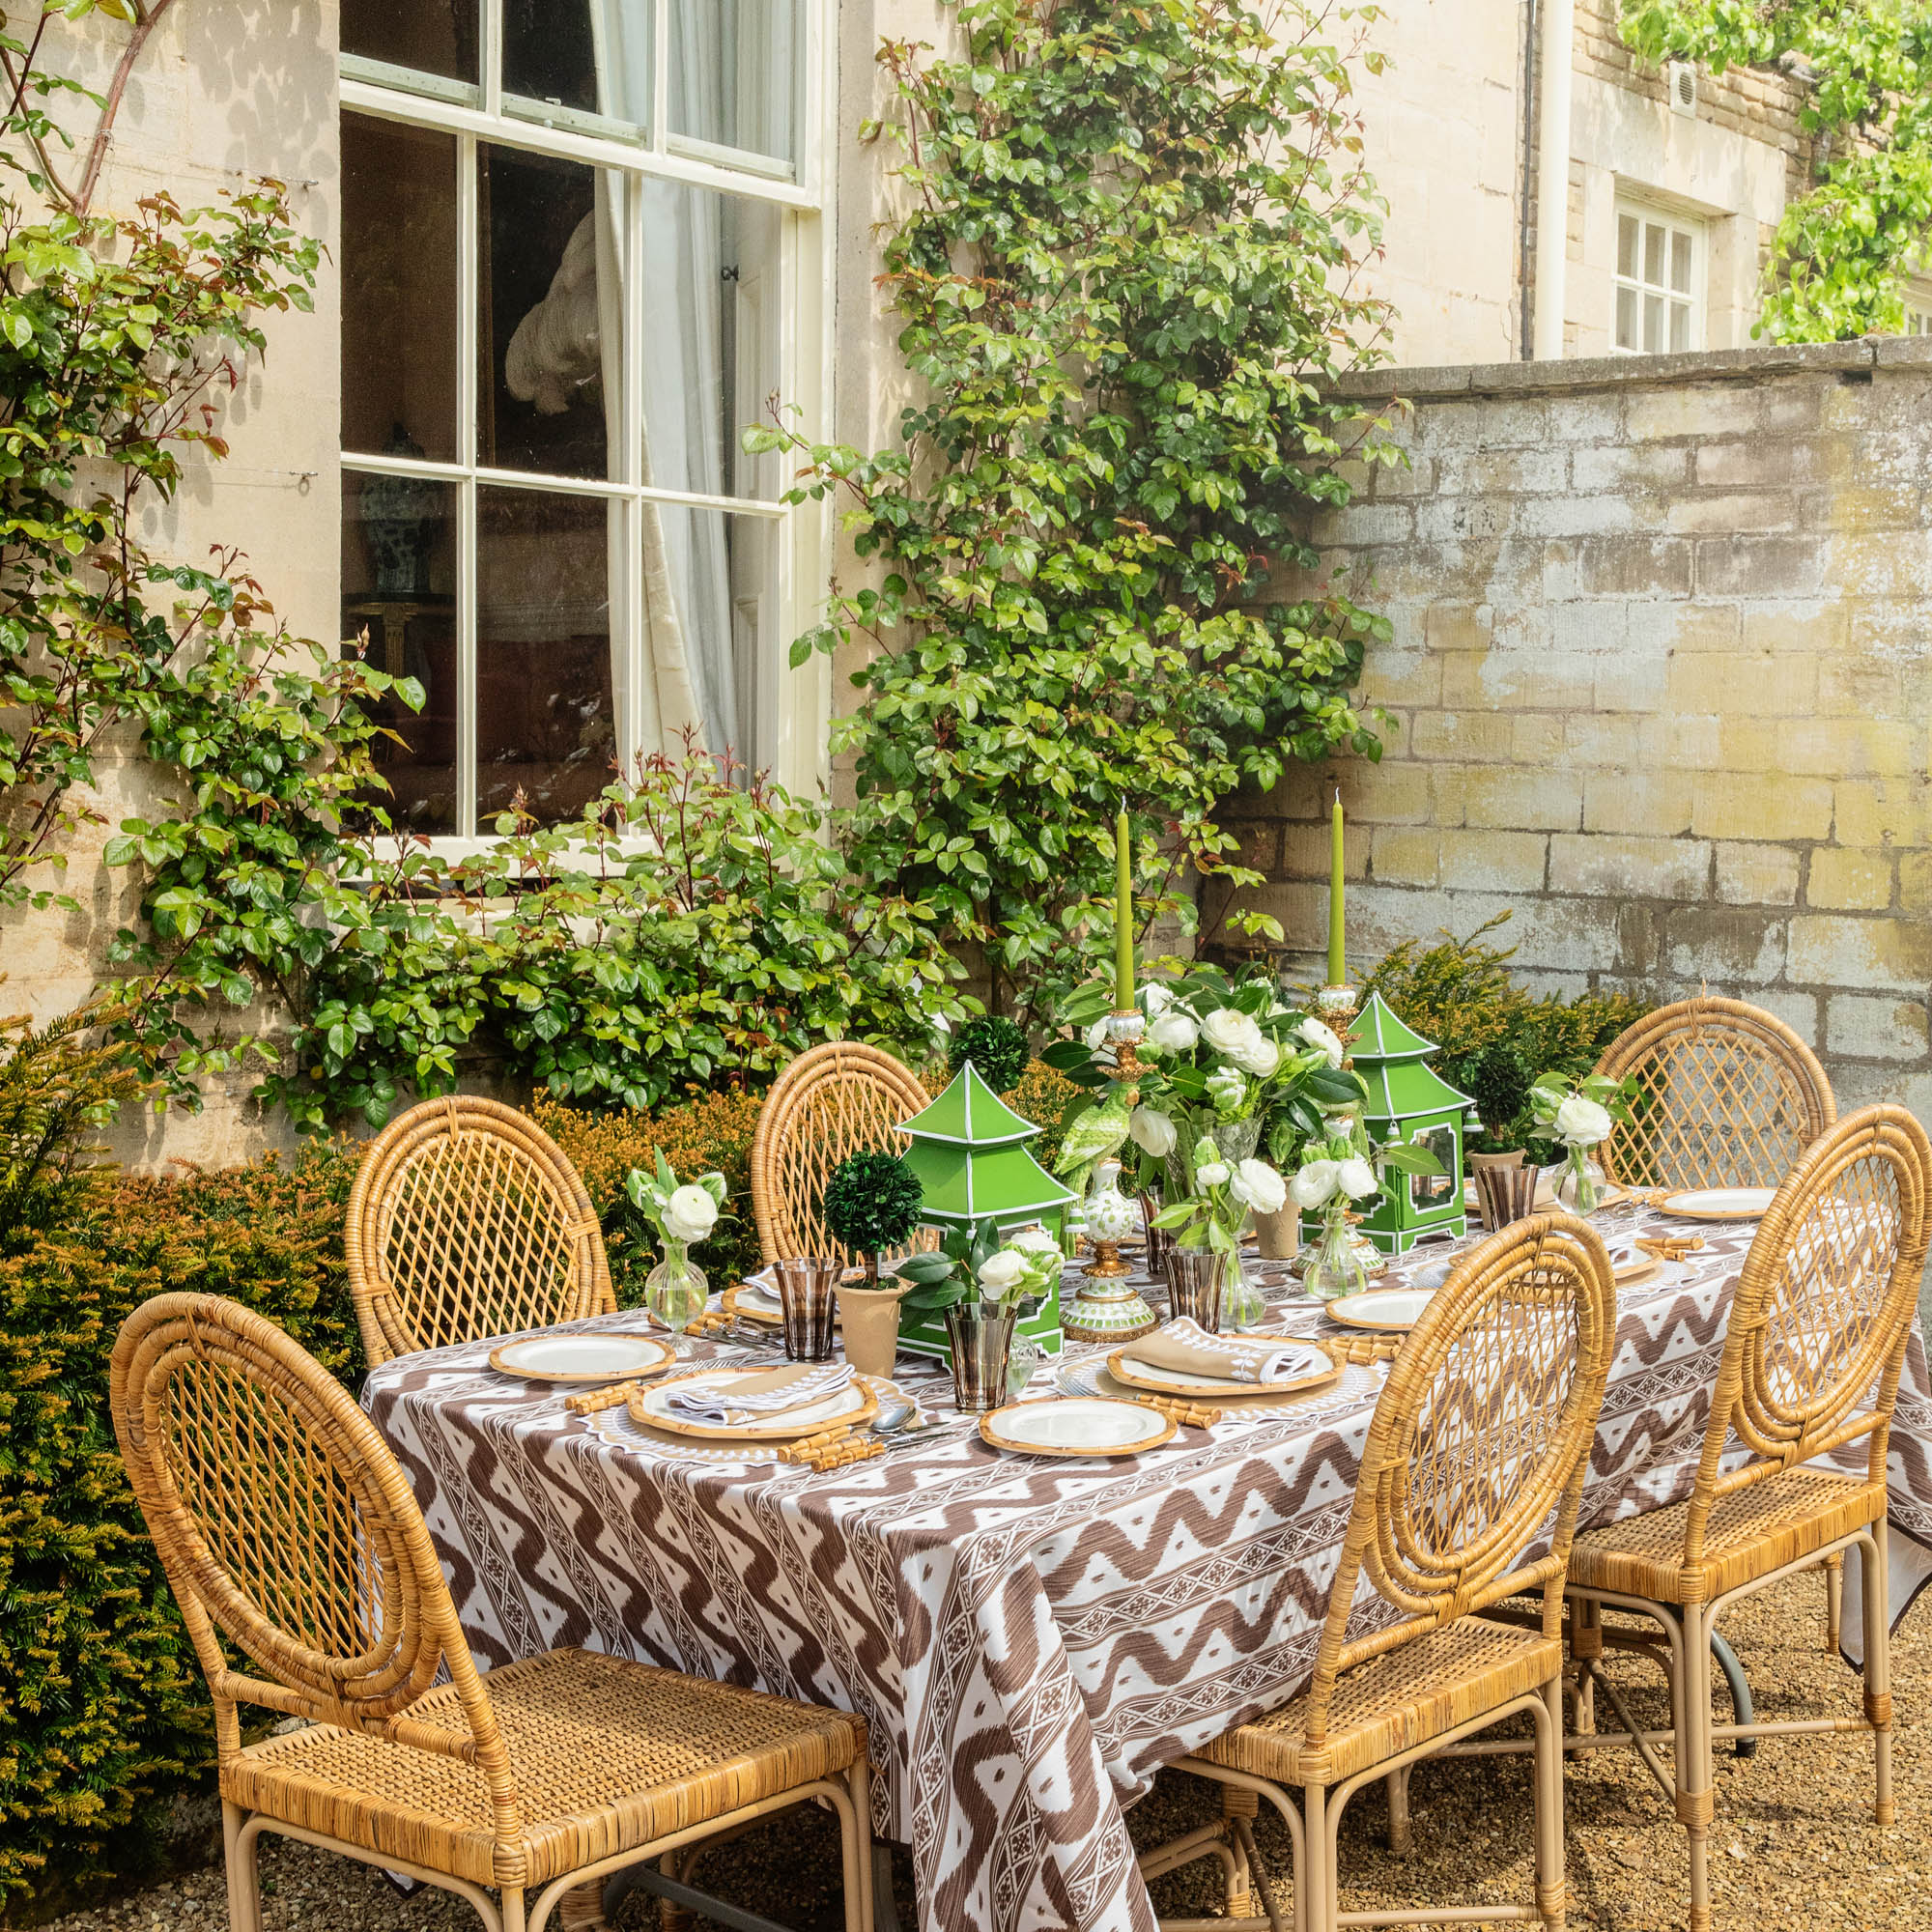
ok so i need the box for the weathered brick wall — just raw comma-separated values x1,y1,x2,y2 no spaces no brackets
1220,340,1932,1117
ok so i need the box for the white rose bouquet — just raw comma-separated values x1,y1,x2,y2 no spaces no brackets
1151,1135,1291,1278
625,1151,729,1324
1526,1069,1634,1212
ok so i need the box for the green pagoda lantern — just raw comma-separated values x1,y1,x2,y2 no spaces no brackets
895,1063,1076,1361
1348,991,1472,1255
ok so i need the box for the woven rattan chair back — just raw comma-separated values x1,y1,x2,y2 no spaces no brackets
1679,1103,1932,1570
109,1293,514,1812
750,1042,937,1264
348,1096,613,1368
1595,995,1835,1194
1300,1212,1615,1752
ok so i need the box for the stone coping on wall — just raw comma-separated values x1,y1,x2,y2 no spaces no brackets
1334,333,1932,405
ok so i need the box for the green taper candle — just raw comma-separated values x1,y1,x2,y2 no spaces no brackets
1327,790,1346,986
1114,804,1134,1009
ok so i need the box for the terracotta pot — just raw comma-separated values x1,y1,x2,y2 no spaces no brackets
833,1280,912,1379
1253,1205,1300,1261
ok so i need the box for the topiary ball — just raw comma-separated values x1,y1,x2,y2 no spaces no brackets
821,1149,925,1259
948,1014,1029,1095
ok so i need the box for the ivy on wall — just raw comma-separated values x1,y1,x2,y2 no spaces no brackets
758,0,1404,1028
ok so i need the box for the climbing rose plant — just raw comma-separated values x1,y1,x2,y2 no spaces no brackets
756,0,1403,1029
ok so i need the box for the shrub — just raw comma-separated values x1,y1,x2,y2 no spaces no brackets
946,1016,1029,1098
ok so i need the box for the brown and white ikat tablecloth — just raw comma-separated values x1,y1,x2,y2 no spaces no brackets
363,1210,1932,1932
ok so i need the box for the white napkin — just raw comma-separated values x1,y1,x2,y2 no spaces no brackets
662,1361,853,1427
1126,1318,1314,1387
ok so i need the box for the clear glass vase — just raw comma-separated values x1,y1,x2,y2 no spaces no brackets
645,1237,709,1331
1162,1114,1264,1200
1302,1204,1372,1300
1218,1244,1268,1331
1558,1146,1602,1213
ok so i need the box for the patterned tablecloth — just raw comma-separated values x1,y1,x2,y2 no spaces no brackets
363,1208,1932,1932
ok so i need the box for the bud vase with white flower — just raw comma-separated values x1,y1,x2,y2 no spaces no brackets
1289,1138,1384,1298
625,1152,728,1330
1150,1137,1291,1326
1527,1071,1634,1212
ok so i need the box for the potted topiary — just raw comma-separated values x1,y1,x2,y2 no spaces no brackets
821,1150,924,1377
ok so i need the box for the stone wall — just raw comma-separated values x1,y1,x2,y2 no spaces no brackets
1221,340,1932,1117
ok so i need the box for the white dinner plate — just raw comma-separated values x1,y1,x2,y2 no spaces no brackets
980,1398,1173,1457
488,1331,675,1383
1659,1187,1776,1222
633,1370,872,1439
736,1280,781,1313
1325,1289,1436,1331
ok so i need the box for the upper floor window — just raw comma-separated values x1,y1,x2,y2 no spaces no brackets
339,1,821,842
1613,202,1700,355
1905,288,1932,336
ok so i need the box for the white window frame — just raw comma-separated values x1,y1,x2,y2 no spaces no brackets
1611,199,1703,356
339,2,836,853
1904,282,1932,336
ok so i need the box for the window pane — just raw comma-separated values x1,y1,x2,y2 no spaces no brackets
481,147,613,481
344,470,459,835
670,0,801,164
1643,222,1664,287
1669,230,1692,295
477,488,616,824
342,0,477,81
1669,301,1690,354
647,508,774,769
1615,285,1636,351
640,185,785,501
1617,213,1637,279
1643,293,1662,354
503,0,649,133
343,116,459,463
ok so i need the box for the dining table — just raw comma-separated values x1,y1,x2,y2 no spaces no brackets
361,1204,1932,1932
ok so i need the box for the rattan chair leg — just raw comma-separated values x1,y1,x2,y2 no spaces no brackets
1534,1685,1566,1932
1679,1603,1714,1932
222,1802,262,1932
502,1888,526,1932
1301,1781,1328,1932
839,1760,875,1932
1862,1523,1894,1827
1383,1766,1412,1855
1825,1551,1844,1654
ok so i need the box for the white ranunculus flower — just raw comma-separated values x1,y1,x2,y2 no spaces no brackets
1086,1016,1111,1051
1142,982,1175,1018
1337,1157,1379,1201
1297,1016,1345,1069
1194,1159,1232,1189
664,1183,720,1242
1229,1158,1288,1215
1291,1160,1340,1210
1201,1008,1264,1059
1009,1225,1059,1256
1554,1094,1613,1148
1127,1106,1178,1157
1206,1065,1247,1116
1235,1035,1281,1079
1149,1008,1199,1054
978,1249,1028,1293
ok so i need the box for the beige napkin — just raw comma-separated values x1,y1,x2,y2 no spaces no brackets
663,1361,852,1426
1125,1319,1318,1387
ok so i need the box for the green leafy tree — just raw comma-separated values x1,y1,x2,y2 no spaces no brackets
756,0,1402,1029
1620,2,1932,338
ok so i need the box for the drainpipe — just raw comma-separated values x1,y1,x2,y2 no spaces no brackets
1519,0,1540,357
1532,0,1574,359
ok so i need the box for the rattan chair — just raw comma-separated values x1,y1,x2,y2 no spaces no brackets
1140,1212,1616,1931
1594,995,1835,1196
109,1293,871,1932
1562,1103,1930,1932
750,1042,937,1264
348,1096,614,1368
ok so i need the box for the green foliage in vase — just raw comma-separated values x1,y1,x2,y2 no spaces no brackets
947,1014,1030,1096
1618,2,1932,339
753,0,1403,1028
821,1149,924,1280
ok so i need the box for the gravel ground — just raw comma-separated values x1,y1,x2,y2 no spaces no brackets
41,1570,1929,1932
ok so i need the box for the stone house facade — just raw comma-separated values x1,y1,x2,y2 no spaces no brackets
10,1,1926,1158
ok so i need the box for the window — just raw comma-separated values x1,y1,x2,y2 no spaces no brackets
1905,288,1932,336
339,1,824,840
1613,202,1700,355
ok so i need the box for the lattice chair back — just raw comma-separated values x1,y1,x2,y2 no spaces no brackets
1680,1103,1932,1571
108,1293,519,1838
751,1043,939,1264
1299,1212,1615,1756
347,1095,613,1368
1595,995,1835,1194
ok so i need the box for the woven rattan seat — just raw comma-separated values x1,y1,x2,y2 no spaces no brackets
1570,1469,1884,1605
1562,1104,1930,1932
1143,1213,1615,1931
109,1293,872,1932
348,1096,615,1369
1199,1619,1561,1787
226,1648,864,1888
750,1042,937,1264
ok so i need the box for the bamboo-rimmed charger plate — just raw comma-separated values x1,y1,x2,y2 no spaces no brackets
1107,1338,1339,1403
1324,1288,1435,1333
980,1397,1174,1458
627,1367,880,1441
488,1330,677,1384
1656,1186,1776,1223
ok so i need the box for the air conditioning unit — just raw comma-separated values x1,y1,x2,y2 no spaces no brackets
1668,60,1698,118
